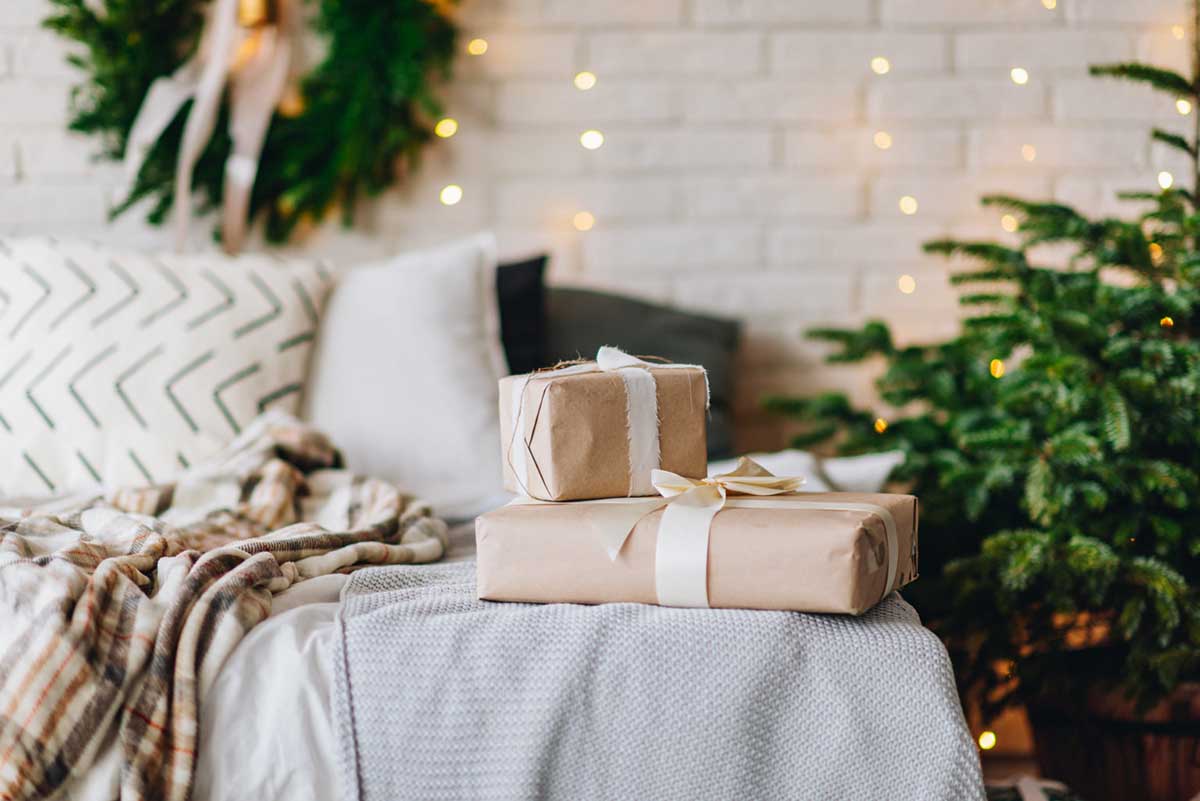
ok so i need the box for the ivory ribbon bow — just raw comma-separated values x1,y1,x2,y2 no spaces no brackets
648,458,806,607
121,0,294,254
507,346,708,499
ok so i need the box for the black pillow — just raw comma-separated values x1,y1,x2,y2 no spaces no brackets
544,287,741,460
495,255,548,375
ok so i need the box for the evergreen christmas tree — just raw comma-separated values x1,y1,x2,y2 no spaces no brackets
767,13,1200,718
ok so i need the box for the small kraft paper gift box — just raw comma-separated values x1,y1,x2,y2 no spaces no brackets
476,458,919,615
499,346,708,502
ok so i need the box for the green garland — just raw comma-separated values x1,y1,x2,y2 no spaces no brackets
45,0,458,243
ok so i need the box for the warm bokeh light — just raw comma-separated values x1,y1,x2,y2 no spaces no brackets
873,131,893,150
1161,316,1175,328
1010,67,1029,85
989,359,1005,379
898,274,917,294
898,195,918,215
1150,243,1165,264
277,86,305,117
1159,171,1175,189
1021,144,1037,162
874,418,889,434
574,71,597,90
580,129,605,150
1174,24,1186,40
434,118,458,138
467,37,488,55
439,184,463,205
1178,98,1193,115
978,731,997,750
1001,214,1018,233
870,56,891,75
1042,0,1056,7
572,211,595,231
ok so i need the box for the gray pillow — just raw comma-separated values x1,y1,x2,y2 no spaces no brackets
545,288,741,460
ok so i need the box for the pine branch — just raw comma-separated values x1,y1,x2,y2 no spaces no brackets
1089,63,1195,98
1152,128,1197,158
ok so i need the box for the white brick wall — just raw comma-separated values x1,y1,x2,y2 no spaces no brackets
0,0,1190,449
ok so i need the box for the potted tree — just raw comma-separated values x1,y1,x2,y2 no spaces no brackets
766,12,1200,801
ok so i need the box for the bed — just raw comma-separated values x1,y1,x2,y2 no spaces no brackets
0,235,985,800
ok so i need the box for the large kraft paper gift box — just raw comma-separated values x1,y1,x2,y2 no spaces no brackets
499,347,708,501
477,458,919,615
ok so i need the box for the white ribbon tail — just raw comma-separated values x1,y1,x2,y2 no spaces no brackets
654,484,724,607
173,0,241,250
223,20,291,253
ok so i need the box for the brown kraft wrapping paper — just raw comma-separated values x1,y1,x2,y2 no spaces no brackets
499,367,708,501
476,492,919,615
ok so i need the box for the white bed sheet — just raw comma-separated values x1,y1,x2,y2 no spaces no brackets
192,522,478,801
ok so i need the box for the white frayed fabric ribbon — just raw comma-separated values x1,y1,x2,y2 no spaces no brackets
508,346,707,498
121,0,293,254
511,457,901,609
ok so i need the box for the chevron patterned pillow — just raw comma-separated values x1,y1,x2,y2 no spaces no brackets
0,238,333,496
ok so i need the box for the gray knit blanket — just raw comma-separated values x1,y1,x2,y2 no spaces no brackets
333,561,985,801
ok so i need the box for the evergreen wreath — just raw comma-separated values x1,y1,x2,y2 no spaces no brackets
44,0,458,243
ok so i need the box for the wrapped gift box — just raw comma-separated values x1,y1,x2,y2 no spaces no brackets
498,348,708,501
476,490,919,615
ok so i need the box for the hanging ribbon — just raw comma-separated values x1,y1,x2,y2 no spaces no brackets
121,0,293,254
511,457,902,609
507,346,708,499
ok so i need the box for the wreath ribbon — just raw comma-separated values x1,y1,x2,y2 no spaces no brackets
121,0,293,253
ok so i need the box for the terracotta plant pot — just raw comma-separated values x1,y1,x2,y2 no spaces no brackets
1028,683,1200,801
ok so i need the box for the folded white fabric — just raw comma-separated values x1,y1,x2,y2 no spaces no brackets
708,449,905,493
304,233,509,519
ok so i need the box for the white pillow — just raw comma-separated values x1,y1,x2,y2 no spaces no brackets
0,238,333,496
303,233,508,519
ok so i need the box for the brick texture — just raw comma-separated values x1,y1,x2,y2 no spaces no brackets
0,0,1188,448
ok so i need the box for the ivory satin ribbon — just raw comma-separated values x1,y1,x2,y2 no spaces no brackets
121,0,293,254
510,457,901,609
507,346,707,499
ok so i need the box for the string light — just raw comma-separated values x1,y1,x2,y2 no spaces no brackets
572,211,595,231
1159,171,1174,189
898,195,918,215
1010,67,1030,85
1021,144,1037,162
978,731,997,750
1150,243,1165,264
277,86,305,117
898,274,917,294
873,131,893,150
574,71,597,91
1178,98,1193,115
439,184,463,205
466,37,488,55
989,359,1005,379
1161,316,1175,328
1001,214,1018,232
434,118,458,138
870,56,891,75
874,418,889,434
580,130,605,150
1174,24,1186,40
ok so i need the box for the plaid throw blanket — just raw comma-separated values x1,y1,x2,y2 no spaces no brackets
0,412,448,801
